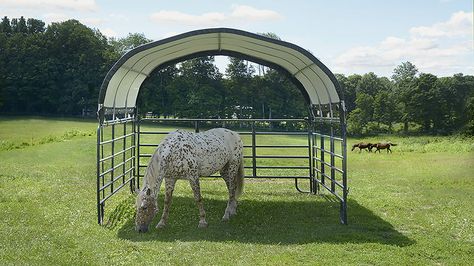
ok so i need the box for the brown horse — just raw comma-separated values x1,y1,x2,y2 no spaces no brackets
373,142,397,153
352,142,374,152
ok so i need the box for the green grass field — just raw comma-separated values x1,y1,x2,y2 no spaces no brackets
1,116,473,265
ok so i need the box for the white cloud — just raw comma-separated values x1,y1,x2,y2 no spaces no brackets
42,13,104,26
150,5,282,26
81,17,105,26
108,13,130,22
410,11,473,38
0,0,98,12
333,11,474,76
43,13,70,23
150,11,226,26
230,5,283,21
162,31,180,38
101,28,117,38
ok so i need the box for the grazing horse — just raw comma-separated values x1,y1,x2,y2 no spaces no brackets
351,142,374,152
373,142,397,153
135,128,244,233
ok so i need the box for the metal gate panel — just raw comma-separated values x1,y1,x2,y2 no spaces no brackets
96,109,137,224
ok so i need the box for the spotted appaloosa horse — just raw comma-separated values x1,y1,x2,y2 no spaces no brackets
351,142,374,152
135,128,244,233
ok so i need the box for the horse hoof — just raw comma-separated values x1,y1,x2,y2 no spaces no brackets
198,221,208,228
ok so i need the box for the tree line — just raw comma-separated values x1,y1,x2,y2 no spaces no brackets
339,63,474,135
0,16,473,135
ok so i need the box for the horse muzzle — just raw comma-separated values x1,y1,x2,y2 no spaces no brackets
136,224,149,233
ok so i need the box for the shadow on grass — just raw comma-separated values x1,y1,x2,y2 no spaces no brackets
110,195,414,246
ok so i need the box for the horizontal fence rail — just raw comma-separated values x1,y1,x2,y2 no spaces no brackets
97,115,347,225
137,118,312,183
97,111,137,225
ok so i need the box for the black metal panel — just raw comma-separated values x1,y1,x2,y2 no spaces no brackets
96,110,137,224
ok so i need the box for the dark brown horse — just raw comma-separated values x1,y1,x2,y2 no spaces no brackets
373,142,397,153
352,142,374,152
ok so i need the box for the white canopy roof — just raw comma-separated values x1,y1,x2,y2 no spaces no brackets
99,28,342,110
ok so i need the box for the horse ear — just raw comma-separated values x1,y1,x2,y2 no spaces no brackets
146,188,151,196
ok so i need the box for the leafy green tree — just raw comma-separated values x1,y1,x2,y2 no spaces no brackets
392,61,419,133
358,72,381,96
175,57,224,118
265,69,306,118
355,92,374,126
0,16,12,35
373,90,399,132
109,33,151,56
26,18,45,34
431,74,474,134
392,61,418,84
41,19,113,114
0,32,5,108
138,66,178,117
1,14,473,138
335,74,358,113
16,16,28,34
405,73,438,132
225,57,255,117
347,108,364,135
464,96,474,135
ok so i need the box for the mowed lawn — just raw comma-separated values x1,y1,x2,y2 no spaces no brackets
0,117,473,265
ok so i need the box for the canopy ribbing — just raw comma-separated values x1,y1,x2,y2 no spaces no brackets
98,28,342,110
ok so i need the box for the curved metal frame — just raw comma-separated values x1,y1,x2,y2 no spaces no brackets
98,28,344,110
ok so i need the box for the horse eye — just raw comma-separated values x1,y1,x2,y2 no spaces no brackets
141,206,147,210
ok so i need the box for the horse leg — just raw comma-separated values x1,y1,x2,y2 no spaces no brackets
388,146,391,153
221,163,238,221
189,177,208,228
220,165,232,221
156,178,176,229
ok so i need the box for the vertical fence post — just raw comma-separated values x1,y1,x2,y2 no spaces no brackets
100,125,105,199
320,133,325,186
251,121,257,178
312,124,318,194
341,116,348,225
137,119,141,190
307,120,314,193
96,125,102,224
194,120,199,133
123,119,127,185
130,112,136,193
111,122,115,194
330,125,336,193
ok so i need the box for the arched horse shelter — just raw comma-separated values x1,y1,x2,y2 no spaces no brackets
96,28,348,225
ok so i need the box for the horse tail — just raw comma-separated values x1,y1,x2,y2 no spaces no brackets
235,155,245,199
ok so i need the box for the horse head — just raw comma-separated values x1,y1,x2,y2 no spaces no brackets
135,186,158,233
351,143,359,151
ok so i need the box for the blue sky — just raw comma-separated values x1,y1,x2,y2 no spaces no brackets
1,0,473,77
